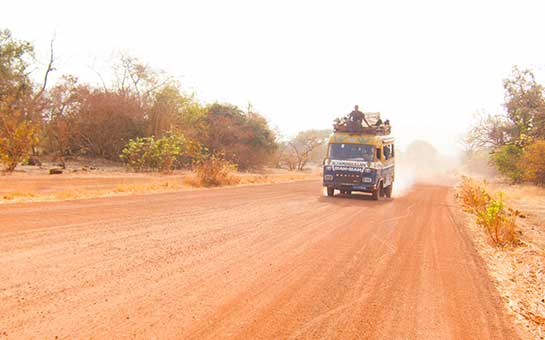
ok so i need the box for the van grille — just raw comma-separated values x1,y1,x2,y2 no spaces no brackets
335,173,360,184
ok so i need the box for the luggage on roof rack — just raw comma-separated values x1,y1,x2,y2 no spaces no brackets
333,112,391,135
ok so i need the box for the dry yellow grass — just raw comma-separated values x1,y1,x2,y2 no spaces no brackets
2,191,37,200
1,170,320,204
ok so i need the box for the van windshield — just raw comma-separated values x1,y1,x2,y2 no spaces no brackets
329,143,374,162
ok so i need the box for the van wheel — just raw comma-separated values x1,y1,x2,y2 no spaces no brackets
384,184,393,198
372,182,383,201
327,187,335,197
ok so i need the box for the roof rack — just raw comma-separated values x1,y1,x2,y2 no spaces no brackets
333,112,391,135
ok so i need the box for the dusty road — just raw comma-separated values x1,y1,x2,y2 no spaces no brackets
0,181,520,339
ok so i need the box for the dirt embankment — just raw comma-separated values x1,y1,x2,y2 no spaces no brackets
0,181,522,339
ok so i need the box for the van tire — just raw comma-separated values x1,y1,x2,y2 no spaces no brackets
372,182,383,201
327,187,335,197
385,184,393,198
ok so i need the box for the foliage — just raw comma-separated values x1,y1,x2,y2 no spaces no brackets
1,30,276,171
120,132,192,173
204,103,277,170
192,154,240,187
0,109,39,171
520,139,545,185
503,67,545,145
459,177,518,247
0,29,45,171
43,75,81,161
459,176,491,214
490,144,523,183
70,89,147,159
464,67,545,183
0,29,34,104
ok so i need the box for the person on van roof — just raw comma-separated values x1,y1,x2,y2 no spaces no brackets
349,105,370,128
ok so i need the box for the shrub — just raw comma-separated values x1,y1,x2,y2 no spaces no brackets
193,154,240,187
459,176,518,247
490,144,523,183
120,132,192,173
474,193,518,247
0,119,40,172
521,139,545,185
459,176,491,214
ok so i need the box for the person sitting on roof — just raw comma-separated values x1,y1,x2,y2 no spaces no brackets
348,105,370,128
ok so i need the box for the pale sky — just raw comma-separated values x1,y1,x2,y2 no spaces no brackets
3,0,545,155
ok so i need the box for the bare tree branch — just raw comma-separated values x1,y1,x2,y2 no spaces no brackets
33,33,56,102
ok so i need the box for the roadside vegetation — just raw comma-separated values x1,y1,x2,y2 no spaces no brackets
458,176,518,247
464,67,545,185
0,28,326,187
461,67,545,338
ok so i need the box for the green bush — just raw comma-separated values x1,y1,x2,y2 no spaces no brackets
490,144,523,183
120,132,191,173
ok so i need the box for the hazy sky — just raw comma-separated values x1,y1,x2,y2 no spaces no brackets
3,0,545,154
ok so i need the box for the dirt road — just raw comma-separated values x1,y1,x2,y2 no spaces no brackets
0,181,520,339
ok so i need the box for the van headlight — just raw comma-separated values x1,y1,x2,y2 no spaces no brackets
324,174,333,181
364,168,373,173
362,177,372,183
324,165,332,171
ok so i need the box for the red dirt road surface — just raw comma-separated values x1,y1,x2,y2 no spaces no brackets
0,181,521,339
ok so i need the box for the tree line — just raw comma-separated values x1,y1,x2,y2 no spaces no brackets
0,29,330,173
465,66,545,185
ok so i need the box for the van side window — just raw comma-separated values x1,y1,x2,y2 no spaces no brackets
383,144,391,160
391,144,395,158
376,148,381,160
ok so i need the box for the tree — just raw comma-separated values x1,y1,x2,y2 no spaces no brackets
503,66,545,146
112,54,173,111
0,29,54,171
69,88,147,159
463,67,545,181
491,144,523,183
464,113,511,151
43,75,82,165
281,130,328,171
204,103,277,169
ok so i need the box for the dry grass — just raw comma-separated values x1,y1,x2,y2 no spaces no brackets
0,169,320,204
2,191,37,200
113,181,183,193
456,176,545,339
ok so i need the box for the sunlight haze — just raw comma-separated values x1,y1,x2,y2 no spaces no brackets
3,0,545,154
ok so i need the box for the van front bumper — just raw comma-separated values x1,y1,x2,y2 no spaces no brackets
322,181,376,193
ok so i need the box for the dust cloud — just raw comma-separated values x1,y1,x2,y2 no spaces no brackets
393,140,461,197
